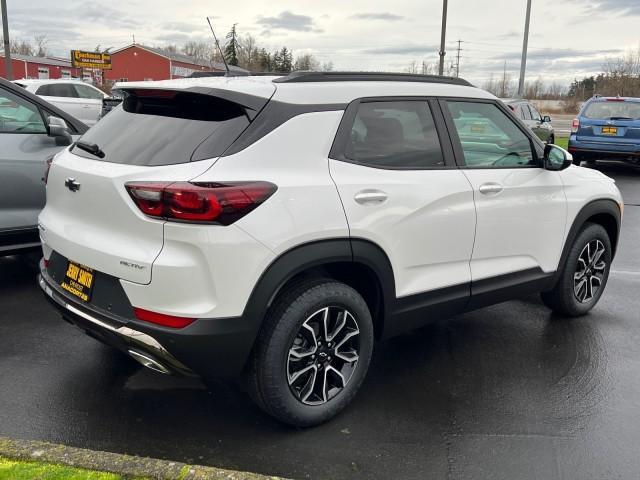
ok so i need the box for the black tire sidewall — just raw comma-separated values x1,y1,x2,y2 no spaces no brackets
560,223,612,315
258,281,374,426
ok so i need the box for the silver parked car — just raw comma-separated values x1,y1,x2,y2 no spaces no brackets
0,77,87,258
502,98,555,144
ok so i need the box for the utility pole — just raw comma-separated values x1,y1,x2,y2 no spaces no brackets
1,0,12,80
438,0,448,76
517,0,532,97
454,40,462,78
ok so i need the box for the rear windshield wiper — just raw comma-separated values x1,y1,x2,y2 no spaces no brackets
75,140,105,158
608,116,633,121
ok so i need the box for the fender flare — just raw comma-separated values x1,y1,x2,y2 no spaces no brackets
552,198,621,285
240,238,396,342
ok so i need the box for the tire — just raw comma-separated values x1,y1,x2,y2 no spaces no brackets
541,223,612,317
246,279,374,427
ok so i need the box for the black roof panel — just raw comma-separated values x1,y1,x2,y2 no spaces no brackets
273,71,473,87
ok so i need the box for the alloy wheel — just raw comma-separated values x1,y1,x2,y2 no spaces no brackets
574,239,607,303
287,306,360,405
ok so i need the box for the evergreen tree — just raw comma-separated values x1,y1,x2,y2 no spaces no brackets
224,24,239,66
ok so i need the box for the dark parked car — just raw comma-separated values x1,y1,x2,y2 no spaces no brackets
0,76,87,259
568,95,640,165
502,98,555,144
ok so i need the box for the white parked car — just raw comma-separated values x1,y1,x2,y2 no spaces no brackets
38,72,623,427
14,79,106,126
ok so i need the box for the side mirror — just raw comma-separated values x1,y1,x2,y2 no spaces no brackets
543,144,572,171
543,115,552,123
47,116,72,146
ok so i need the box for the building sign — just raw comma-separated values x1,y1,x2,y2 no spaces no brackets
71,50,112,69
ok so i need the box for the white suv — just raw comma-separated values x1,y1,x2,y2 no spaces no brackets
38,72,623,426
15,79,106,126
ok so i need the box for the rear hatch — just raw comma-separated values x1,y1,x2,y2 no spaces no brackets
577,98,640,145
40,81,275,284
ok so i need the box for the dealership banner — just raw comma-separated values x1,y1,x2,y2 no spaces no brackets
71,50,112,69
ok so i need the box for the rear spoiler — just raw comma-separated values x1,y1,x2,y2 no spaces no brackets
112,86,271,121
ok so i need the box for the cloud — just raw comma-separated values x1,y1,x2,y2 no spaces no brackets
256,11,320,33
569,0,640,15
349,13,404,21
363,44,439,55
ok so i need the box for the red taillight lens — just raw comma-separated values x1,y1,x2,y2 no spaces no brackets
133,307,195,329
43,156,53,184
125,181,276,225
571,118,580,133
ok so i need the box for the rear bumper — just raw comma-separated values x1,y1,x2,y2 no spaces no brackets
39,263,258,379
568,136,640,160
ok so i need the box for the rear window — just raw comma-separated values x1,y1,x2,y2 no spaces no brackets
71,90,250,165
583,101,640,120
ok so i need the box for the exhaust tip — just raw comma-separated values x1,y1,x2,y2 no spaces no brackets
128,349,170,375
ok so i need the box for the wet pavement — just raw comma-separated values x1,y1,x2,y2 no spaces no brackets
1,162,639,480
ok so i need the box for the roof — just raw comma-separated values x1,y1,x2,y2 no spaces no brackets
274,71,473,86
0,53,74,68
110,44,248,73
114,72,492,106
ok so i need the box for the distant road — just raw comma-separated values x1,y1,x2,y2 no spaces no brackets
551,114,574,137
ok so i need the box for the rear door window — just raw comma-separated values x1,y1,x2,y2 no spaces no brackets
36,83,79,98
71,90,251,165
344,100,445,169
73,84,104,100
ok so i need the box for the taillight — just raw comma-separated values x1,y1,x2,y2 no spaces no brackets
125,181,277,225
133,307,195,329
571,118,580,133
43,156,54,184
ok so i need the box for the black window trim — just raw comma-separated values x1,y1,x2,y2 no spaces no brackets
329,96,458,171
437,97,545,170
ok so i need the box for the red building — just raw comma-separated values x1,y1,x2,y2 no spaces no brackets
104,44,247,83
0,54,82,80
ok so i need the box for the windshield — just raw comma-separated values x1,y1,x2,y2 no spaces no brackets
583,100,640,120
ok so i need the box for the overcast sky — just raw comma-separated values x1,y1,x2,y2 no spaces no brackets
3,0,639,86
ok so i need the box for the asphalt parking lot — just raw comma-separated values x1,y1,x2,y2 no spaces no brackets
1,162,639,480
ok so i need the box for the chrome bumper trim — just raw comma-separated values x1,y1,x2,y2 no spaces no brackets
39,275,192,375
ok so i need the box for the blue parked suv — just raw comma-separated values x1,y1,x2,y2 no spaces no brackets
568,95,640,165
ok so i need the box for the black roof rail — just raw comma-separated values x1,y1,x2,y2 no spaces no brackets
273,71,473,86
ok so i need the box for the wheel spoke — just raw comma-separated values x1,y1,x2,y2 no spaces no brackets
289,364,316,385
574,277,587,301
593,261,606,272
300,366,319,403
326,310,348,342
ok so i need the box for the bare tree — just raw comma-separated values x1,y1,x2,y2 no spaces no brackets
293,53,320,71
1,37,35,55
182,41,211,61
321,61,334,72
34,34,47,57
237,34,260,71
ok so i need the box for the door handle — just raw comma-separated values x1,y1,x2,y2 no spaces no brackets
354,190,387,205
82,105,91,108
478,183,504,195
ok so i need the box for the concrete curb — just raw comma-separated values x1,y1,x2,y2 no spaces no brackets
0,437,285,480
